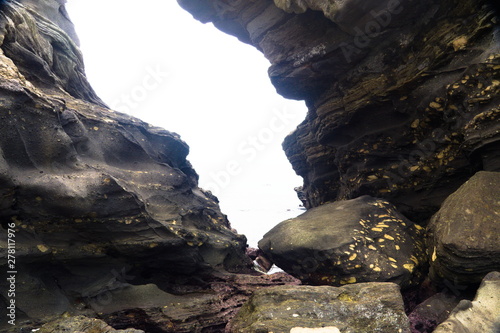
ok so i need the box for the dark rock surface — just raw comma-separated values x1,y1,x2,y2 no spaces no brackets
407,291,461,333
259,196,427,288
1,0,498,332
178,0,500,329
433,271,500,333
427,171,500,285
99,272,300,333
179,0,500,222
0,0,262,330
228,283,411,333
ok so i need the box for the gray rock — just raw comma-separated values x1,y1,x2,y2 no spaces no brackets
0,1,251,328
228,283,411,333
259,196,427,288
433,271,500,333
17,0,80,45
427,171,500,285
39,315,144,333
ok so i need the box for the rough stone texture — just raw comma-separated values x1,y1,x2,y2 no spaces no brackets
427,171,500,285
290,328,340,333
1,271,299,333
259,196,427,288
98,272,300,333
39,316,144,333
228,283,411,333
179,0,500,222
0,0,257,330
433,271,500,333
407,291,461,333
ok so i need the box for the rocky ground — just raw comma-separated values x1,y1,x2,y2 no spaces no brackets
1,0,499,332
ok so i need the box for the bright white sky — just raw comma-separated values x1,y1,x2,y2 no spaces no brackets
65,0,307,246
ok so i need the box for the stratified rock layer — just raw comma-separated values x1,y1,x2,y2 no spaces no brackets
228,283,411,333
427,171,500,285
259,196,426,288
0,0,252,329
179,0,500,221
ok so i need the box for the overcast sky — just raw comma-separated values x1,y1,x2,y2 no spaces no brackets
65,0,307,246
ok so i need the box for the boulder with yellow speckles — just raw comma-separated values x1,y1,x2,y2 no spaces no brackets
258,195,427,288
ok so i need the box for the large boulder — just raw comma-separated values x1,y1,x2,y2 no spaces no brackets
228,283,411,333
258,196,427,288
427,171,500,285
433,271,500,333
0,0,252,329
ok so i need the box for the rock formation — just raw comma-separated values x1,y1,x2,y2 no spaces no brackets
1,0,499,331
179,0,499,221
39,316,144,333
427,171,500,285
179,0,499,331
259,196,427,288
433,271,500,333
228,283,411,333
0,1,294,331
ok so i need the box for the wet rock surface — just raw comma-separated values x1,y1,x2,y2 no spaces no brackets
228,283,411,333
259,196,427,288
427,171,500,285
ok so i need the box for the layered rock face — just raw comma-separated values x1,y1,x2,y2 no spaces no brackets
1,0,499,332
179,0,499,331
0,1,263,330
427,171,500,285
179,0,499,221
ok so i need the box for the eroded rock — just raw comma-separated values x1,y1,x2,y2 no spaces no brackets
0,0,253,329
228,283,411,333
427,171,500,285
179,0,500,222
259,196,427,288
